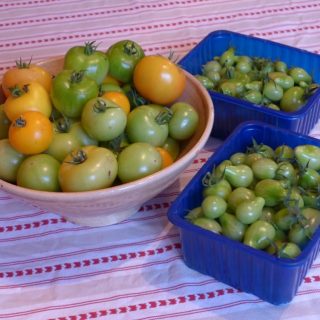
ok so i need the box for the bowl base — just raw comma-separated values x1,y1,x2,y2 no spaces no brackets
62,206,140,227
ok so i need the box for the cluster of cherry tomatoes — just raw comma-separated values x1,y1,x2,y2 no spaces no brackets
0,40,199,192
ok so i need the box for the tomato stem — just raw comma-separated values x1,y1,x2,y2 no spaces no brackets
13,116,27,128
84,41,98,55
66,149,87,165
123,41,138,56
155,108,173,125
9,84,29,97
70,71,85,83
15,57,32,69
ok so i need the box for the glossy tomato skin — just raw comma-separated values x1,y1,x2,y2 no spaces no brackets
117,142,162,183
126,105,169,147
8,111,54,155
59,146,118,192
133,55,186,105
51,70,99,119
1,61,52,97
168,102,199,140
64,42,109,85
17,154,60,191
4,82,52,121
106,40,145,83
81,97,127,141
0,139,26,183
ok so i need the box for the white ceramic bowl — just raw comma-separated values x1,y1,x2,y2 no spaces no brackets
0,57,214,227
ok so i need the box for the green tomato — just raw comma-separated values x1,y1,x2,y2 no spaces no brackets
274,144,294,161
0,139,26,183
219,212,246,241
203,179,232,200
185,206,203,221
46,130,81,162
274,208,297,231
244,220,276,250
126,105,169,147
275,161,296,184
254,179,287,206
235,196,265,224
193,217,222,234
202,195,227,219
251,158,278,180
263,81,283,102
280,86,305,112
51,70,99,118
161,136,180,161
69,122,98,146
224,164,254,188
195,75,214,90
168,102,199,141
117,142,162,183
227,187,255,212
17,154,60,191
64,41,109,85
202,60,222,74
59,145,118,192
298,167,320,190
294,144,320,171
230,152,247,165
0,104,10,139
220,47,236,66
99,83,124,96
106,40,145,83
288,67,312,85
243,90,263,104
81,97,127,141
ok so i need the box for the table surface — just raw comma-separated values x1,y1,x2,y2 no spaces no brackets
0,1,320,319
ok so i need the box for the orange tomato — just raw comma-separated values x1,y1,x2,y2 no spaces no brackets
102,91,131,115
2,60,52,97
8,111,53,155
156,147,174,169
4,82,52,121
133,55,186,105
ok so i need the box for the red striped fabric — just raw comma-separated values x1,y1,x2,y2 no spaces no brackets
0,1,320,319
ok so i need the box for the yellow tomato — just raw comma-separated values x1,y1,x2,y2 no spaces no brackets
156,147,174,169
2,61,52,97
8,111,53,155
4,82,52,121
102,91,131,115
133,55,186,105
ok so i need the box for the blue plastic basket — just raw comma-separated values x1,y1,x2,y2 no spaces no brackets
179,30,320,139
167,121,320,305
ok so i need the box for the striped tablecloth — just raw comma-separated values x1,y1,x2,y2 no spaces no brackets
0,1,319,319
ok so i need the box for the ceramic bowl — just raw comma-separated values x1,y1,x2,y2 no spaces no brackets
0,57,214,227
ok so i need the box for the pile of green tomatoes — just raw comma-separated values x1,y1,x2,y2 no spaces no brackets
185,140,320,259
196,47,319,112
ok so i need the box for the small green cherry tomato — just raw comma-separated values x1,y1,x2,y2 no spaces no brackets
219,212,246,241
235,196,265,224
193,217,222,234
224,164,254,188
294,144,320,171
263,81,283,102
185,207,203,221
244,220,276,250
203,179,232,200
227,187,256,212
280,86,305,112
17,154,60,191
202,195,227,219
117,142,162,183
254,179,286,206
251,158,278,180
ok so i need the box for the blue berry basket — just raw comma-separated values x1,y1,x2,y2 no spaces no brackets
167,121,320,305
179,30,320,139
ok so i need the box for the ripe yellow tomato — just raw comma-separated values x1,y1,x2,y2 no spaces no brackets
4,82,52,121
133,55,186,105
2,61,52,97
101,91,131,115
8,111,53,155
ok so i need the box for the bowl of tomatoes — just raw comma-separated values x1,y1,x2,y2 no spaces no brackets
0,40,214,227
